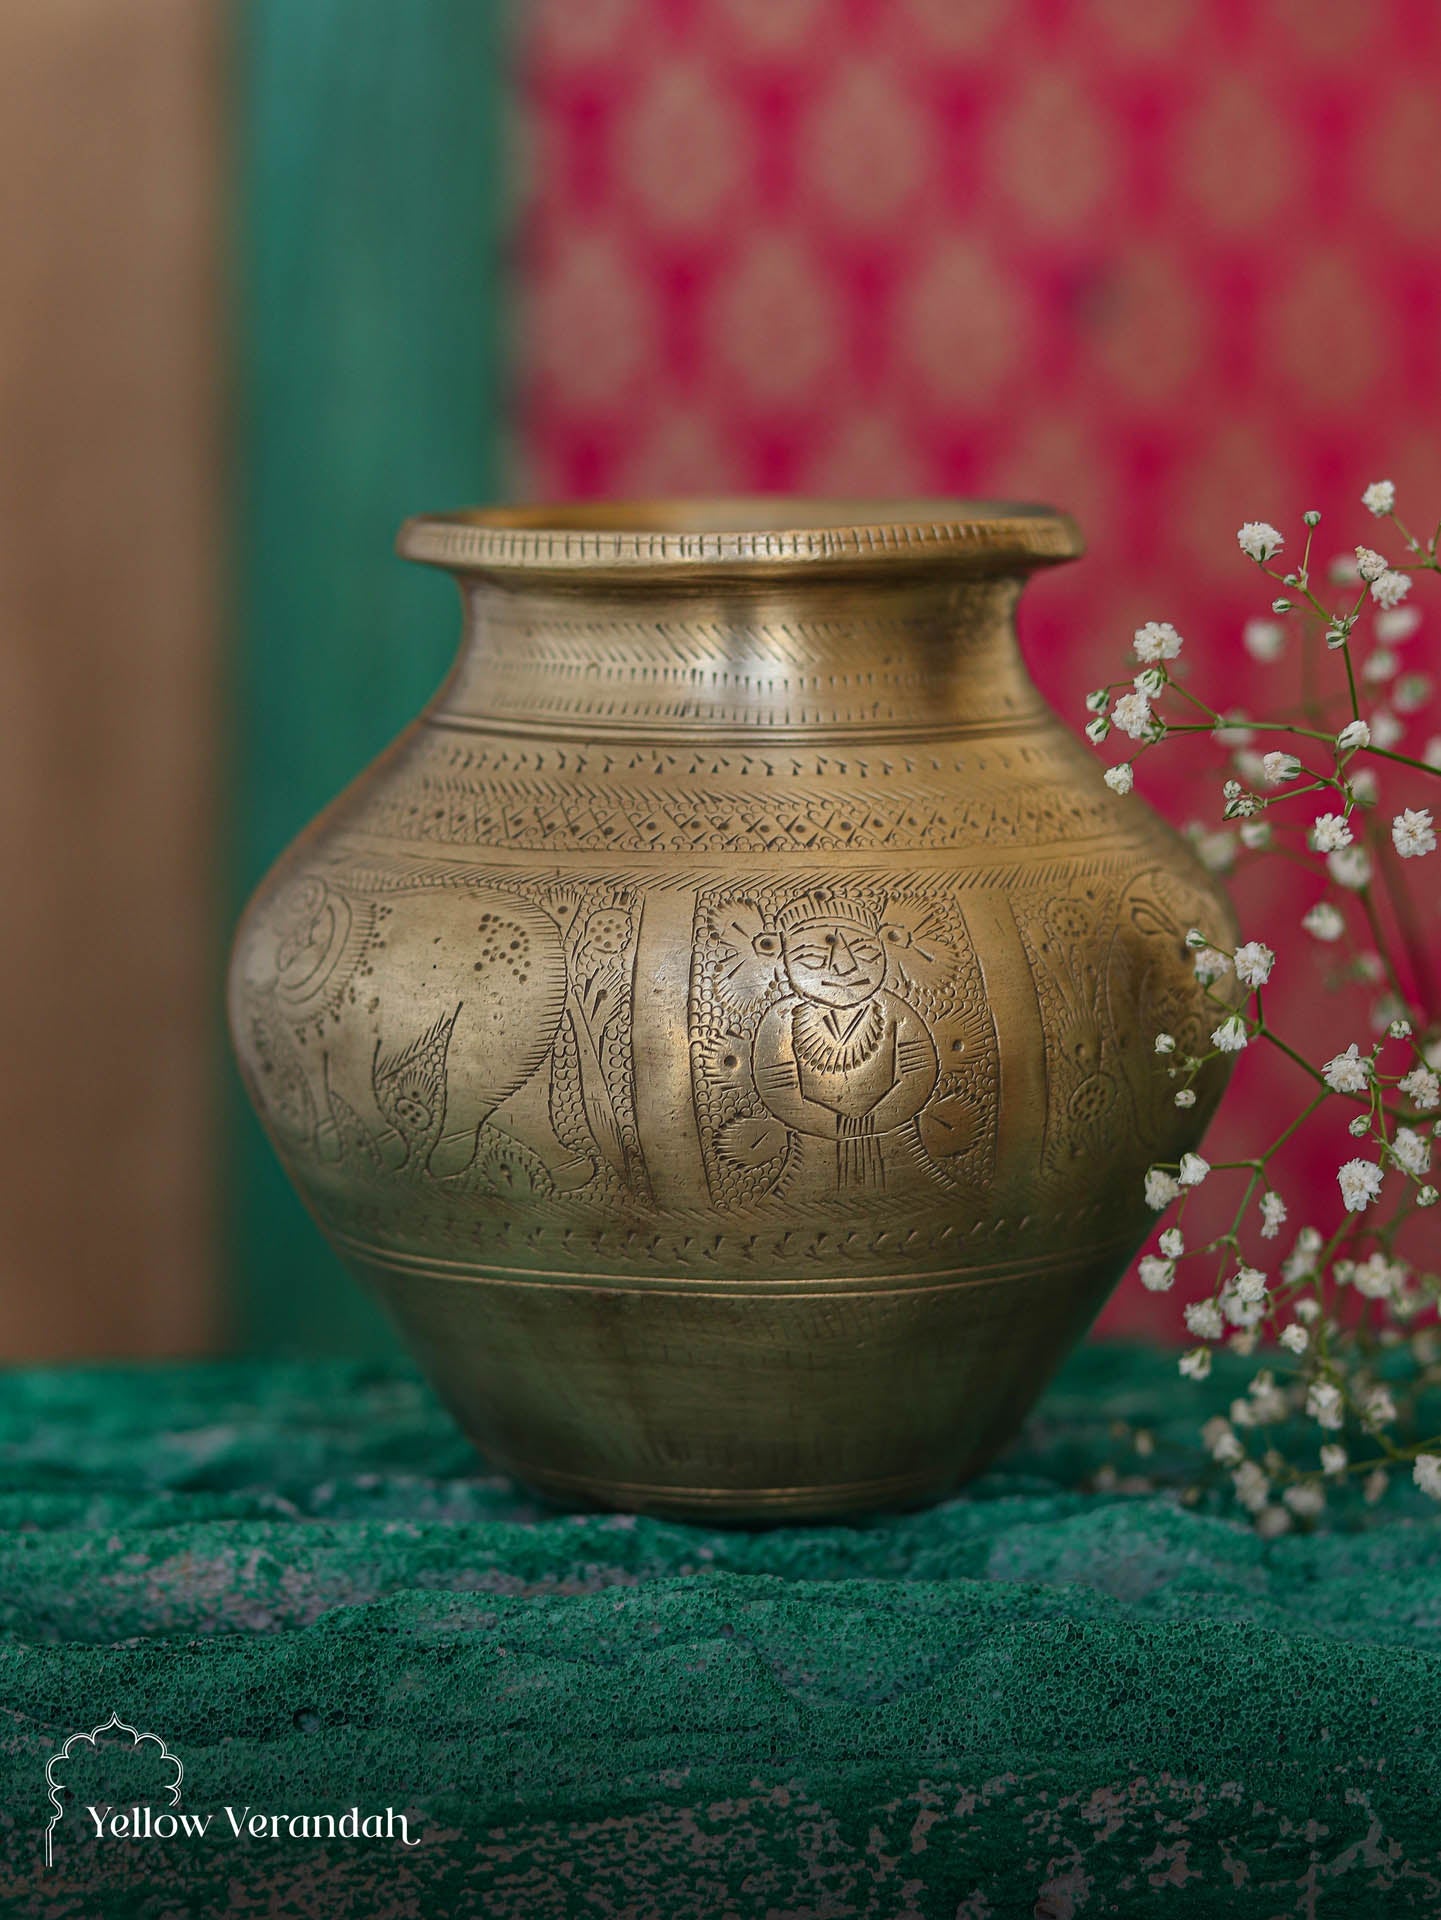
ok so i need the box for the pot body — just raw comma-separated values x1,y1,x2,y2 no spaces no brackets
230,502,1234,1519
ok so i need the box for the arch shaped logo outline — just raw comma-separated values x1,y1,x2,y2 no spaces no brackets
44,1712,183,1868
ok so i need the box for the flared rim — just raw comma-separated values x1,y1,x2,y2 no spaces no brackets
396,497,1083,580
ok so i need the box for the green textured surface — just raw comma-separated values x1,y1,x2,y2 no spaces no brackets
233,0,511,1355
3,1345,1441,1916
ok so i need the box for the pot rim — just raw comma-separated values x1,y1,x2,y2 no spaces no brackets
396,497,1083,581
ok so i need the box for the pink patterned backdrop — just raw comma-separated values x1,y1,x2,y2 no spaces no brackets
515,0,1441,1335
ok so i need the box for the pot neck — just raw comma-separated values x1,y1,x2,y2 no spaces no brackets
428,573,1047,746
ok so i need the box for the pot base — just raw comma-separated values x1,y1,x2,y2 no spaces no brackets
353,1239,1134,1524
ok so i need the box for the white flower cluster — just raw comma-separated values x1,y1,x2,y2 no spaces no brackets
1106,492,1441,1529
1237,521,1284,563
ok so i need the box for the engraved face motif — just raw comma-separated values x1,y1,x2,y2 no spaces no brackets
780,917,888,1009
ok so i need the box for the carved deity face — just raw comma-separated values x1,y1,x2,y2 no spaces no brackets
781,918,888,1009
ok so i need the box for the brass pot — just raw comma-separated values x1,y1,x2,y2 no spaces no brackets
230,500,1234,1520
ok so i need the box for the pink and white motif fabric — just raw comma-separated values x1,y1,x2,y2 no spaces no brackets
516,0,1441,1333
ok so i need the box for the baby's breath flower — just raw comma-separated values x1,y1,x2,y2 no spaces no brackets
1233,1266,1268,1304
1221,1279,1265,1330
1372,709,1404,749
1145,1168,1181,1209
1279,1323,1309,1354
1389,1016,1413,1039
1212,1014,1249,1052
1179,1348,1212,1380
1393,672,1431,711
1256,1505,1293,1538
1282,1227,1323,1283
1348,1114,1372,1137
1260,1191,1287,1238
1234,941,1275,988
1328,845,1373,890
1085,715,1110,745
1111,690,1153,739
1364,1467,1389,1504
1362,649,1398,684
1377,603,1421,642
1372,993,1407,1035
1371,569,1412,609
1363,1386,1398,1426
1338,1157,1384,1211
1284,1483,1325,1518
1349,768,1379,806
1426,737,1441,770
1323,1043,1371,1093
1134,666,1167,699
1233,1460,1271,1511
1134,620,1183,662
1185,1299,1224,1341
1311,812,1353,853
1303,901,1345,942
1419,1185,1439,1208
1213,713,1254,747
1204,1417,1244,1465
1193,946,1232,984
1337,718,1371,751
1240,819,1272,850
1154,1031,1177,1054
1243,618,1286,662
1178,1152,1210,1187
1294,1296,1321,1325
1103,762,1134,794
1307,1381,1344,1429
1353,1252,1400,1299
1159,1228,1184,1258
1414,1456,1441,1500
1262,750,1302,785
1392,807,1436,858
1196,829,1237,873
1356,546,1388,583
1362,479,1396,516
1391,1127,1432,1179
1085,688,1111,712
1238,521,1284,563
1398,1066,1440,1111
1174,1087,1197,1108
1138,1255,1175,1292
1320,1444,1348,1477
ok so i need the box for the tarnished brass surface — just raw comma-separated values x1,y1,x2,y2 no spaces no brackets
230,500,1234,1520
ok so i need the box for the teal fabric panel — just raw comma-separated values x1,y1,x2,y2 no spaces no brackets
4,1344,1440,1914
232,0,511,1353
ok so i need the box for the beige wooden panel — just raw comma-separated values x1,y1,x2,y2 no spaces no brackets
0,1,225,1356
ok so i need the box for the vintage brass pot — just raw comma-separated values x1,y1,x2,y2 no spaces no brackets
230,500,1234,1520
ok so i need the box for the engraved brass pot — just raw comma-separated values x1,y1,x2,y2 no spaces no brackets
230,500,1235,1520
